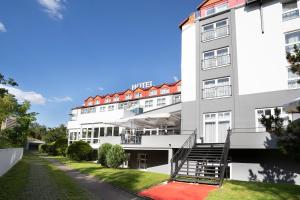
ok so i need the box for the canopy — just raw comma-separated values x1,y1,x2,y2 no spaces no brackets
283,97,300,113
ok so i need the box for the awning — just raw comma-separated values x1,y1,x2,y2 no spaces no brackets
283,97,300,113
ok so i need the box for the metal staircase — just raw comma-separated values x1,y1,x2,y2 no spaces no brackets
170,130,230,186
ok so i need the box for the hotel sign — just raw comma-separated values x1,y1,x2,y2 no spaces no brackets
131,81,153,90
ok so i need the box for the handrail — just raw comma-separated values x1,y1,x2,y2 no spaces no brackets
219,129,231,186
170,129,197,179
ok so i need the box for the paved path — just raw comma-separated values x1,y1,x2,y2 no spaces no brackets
46,158,145,200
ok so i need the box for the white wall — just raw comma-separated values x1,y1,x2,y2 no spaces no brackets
235,1,300,95
0,148,23,176
181,23,197,102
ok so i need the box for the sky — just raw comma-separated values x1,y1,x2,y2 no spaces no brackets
0,0,200,127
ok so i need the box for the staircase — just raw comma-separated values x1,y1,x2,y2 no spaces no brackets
170,130,230,186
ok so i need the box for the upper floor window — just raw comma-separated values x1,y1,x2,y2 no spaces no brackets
157,98,166,106
125,94,132,100
282,0,299,21
173,95,181,103
205,3,228,16
95,100,100,105
202,19,229,41
99,106,106,112
255,107,291,132
203,77,231,99
113,96,119,102
118,102,128,110
288,67,300,88
285,30,300,53
135,92,142,98
105,98,111,103
108,105,115,111
160,88,170,95
145,100,153,108
88,101,93,106
149,90,157,96
202,47,230,69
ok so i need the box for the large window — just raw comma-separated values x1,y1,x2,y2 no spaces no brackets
202,47,230,69
99,106,106,112
160,88,170,94
203,77,231,99
107,127,113,136
145,100,153,108
203,112,231,143
282,0,299,21
100,127,105,136
135,92,142,98
288,67,300,89
81,128,92,143
255,107,291,132
285,30,300,53
113,127,119,136
93,128,99,143
149,90,157,96
173,95,181,103
157,98,166,106
205,3,228,16
202,19,229,41
108,105,115,111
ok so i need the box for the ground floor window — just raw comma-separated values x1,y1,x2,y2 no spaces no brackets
137,153,147,169
203,111,231,143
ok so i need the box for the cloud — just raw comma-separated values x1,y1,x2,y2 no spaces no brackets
0,22,7,32
37,0,66,20
48,96,72,103
0,85,46,105
173,75,179,82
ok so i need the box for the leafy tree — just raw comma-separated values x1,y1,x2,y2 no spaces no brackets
98,143,113,167
106,145,128,168
66,141,94,161
286,45,300,85
28,122,47,140
43,124,67,143
0,73,18,98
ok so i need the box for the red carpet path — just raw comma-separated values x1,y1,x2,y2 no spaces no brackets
138,181,217,200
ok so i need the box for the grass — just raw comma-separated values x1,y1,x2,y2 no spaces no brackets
206,180,300,200
0,153,93,200
49,156,169,192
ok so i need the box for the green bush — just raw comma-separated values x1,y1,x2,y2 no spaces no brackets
47,142,58,155
98,143,112,167
54,138,68,156
38,143,48,153
106,145,127,168
66,141,93,161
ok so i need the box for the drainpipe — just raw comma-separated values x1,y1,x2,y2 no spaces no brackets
259,0,264,34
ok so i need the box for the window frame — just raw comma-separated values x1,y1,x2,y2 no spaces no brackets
285,30,300,53
202,76,231,99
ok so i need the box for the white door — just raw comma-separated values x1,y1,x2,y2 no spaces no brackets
204,122,217,143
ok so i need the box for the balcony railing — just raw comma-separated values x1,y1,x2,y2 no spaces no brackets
203,85,232,99
121,134,142,144
143,128,180,135
202,26,229,42
282,9,299,21
202,54,230,70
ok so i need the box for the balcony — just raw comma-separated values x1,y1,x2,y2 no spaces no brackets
202,54,230,70
121,134,142,144
282,8,299,21
202,26,229,42
202,85,232,99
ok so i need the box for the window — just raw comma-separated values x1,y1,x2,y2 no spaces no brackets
105,98,111,103
113,127,119,136
82,128,87,139
135,92,142,98
255,107,291,132
160,88,170,94
137,154,147,169
202,19,228,41
285,30,300,53
100,127,105,136
173,95,181,103
99,106,106,112
203,112,231,143
113,96,119,102
125,94,132,100
145,100,153,108
95,100,100,105
107,127,112,136
108,105,115,111
288,67,300,88
88,101,93,106
149,90,157,96
203,47,230,69
157,98,166,106
205,3,228,16
81,108,88,114
203,77,231,99
118,102,128,110
88,107,96,113
93,128,99,143
282,0,299,21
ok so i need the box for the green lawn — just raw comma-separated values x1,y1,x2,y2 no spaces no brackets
49,156,169,192
206,180,300,200
0,153,93,200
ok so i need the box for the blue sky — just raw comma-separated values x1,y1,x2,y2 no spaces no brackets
0,0,200,127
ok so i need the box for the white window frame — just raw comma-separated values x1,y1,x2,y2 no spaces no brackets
202,19,229,41
135,92,142,98
160,88,170,95
105,98,111,103
108,105,115,111
125,94,132,100
99,106,106,112
95,100,100,105
282,0,299,21
157,98,166,106
88,101,93,106
288,67,300,89
203,111,231,143
255,107,291,132
205,3,228,16
202,77,231,99
285,30,300,53
202,47,230,69
149,90,157,96
113,96,119,102
145,100,153,108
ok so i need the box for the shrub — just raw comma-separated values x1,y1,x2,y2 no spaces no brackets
66,141,93,161
47,142,58,155
38,143,48,153
54,138,68,156
106,145,128,168
98,143,112,167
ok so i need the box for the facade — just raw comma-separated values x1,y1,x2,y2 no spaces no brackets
67,81,183,174
180,0,300,184
1,117,17,131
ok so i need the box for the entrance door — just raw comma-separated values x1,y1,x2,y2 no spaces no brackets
204,122,217,143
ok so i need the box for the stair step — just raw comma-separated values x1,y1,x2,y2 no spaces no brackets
176,174,221,180
172,177,220,185
180,166,221,171
188,154,222,157
178,170,221,175
185,158,221,162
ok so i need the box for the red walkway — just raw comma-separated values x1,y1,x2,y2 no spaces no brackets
139,181,217,200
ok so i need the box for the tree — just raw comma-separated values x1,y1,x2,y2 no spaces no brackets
28,122,47,140
286,45,300,85
43,124,67,143
98,143,113,167
0,73,18,98
106,145,128,168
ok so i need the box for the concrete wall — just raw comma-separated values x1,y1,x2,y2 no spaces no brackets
0,148,23,176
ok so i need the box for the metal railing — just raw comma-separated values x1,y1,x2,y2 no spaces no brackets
282,9,299,21
202,25,229,41
202,54,230,69
219,129,231,186
143,128,180,136
203,85,232,99
170,130,197,179
120,134,142,144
